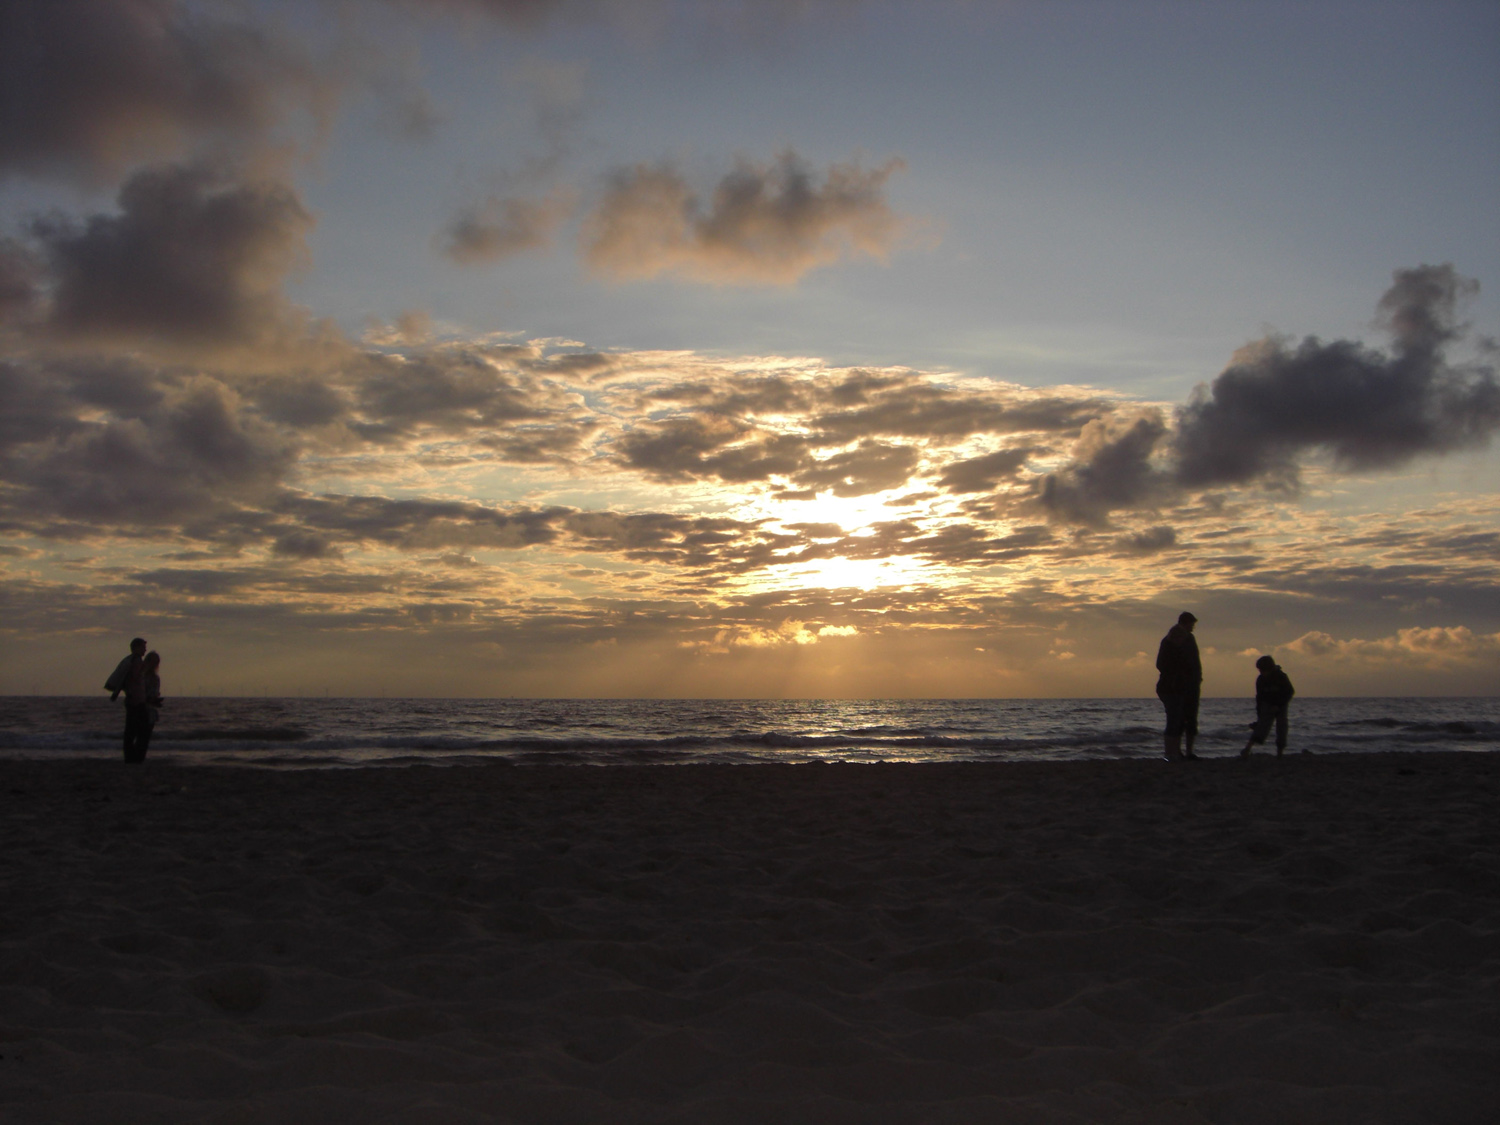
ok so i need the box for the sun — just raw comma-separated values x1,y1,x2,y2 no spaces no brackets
721,487,945,592
748,488,911,536
774,553,935,591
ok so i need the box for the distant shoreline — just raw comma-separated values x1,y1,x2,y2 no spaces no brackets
5,693,1499,700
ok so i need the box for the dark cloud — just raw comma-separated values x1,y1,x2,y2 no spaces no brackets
280,493,566,552
476,420,599,463
126,566,264,597
617,413,925,497
583,151,907,285
937,447,1034,493
0,0,327,183
386,0,571,25
562,510,769,568
0,237,41,322
785,518,1057,567
248,376,349,429
347,347,584,447
0,367,294,528
32,162,313,351
523,350,615,378
790,440,919,497
442,190,572,264
271,530,344,560
614,416,738,478
1174,265,1499,488
1114,525,1177,556
812,377,1106,442
1036,408,1169,527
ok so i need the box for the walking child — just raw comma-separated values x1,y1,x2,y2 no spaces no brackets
1241,655,1295,757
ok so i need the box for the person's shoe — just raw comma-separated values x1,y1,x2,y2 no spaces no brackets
1183,751,1200,760
1239,747,1251,758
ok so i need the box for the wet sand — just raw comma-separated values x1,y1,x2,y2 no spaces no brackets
2,753,1497,1123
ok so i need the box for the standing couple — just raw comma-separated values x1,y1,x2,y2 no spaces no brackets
104,637,164,763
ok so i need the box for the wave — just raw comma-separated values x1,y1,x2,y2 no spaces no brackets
1327,718,1500,740
2,696,1495,767
169,726,310,742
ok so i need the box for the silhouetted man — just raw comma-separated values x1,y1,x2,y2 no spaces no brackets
1155,612,1202,761
104,637,149,762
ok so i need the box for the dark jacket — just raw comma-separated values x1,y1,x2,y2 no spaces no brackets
1255,666,1295,708
104,653,140,694
1155,625,1202,696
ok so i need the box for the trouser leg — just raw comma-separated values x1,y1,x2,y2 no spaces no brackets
1161,693,1185,758
123,706,148,763
1275,705,1288,754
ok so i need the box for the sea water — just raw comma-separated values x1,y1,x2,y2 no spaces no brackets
0,696,1496,768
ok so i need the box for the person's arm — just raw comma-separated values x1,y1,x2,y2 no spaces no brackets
104,656,131,698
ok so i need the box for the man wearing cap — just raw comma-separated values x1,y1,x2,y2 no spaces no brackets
1155,612,1202,761
104,637,150,762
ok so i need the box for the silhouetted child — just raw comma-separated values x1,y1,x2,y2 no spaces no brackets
1241,655,1294,758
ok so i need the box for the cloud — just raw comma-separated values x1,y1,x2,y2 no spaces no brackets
443,189,574,264
937,447,1034,493
811,376,1105,442
615,414,813,485
0,0,328,184
1114,525,1177,555
689,617,847,651
386,0,571,26
31,162,314,353
1036,408,1169,526
0,364,295,528
349,348,561,438
279,493,567,552
247,376,349,429
790,440,920,498
2,315,1495,694
1281,625,1500,666
583,151,908,285
0,238,41,323
1174,264,1499,488
607,369,1111,498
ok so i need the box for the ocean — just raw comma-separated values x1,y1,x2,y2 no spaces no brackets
1,696,1497,768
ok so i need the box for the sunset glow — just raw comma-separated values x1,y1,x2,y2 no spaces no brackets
1,0,1497,697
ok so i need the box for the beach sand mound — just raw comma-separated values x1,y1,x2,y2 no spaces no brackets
1,754,1497,1123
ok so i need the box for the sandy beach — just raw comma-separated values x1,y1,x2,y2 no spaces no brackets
1,754,1496,1124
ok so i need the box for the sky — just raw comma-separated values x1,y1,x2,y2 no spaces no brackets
1,0,1498,698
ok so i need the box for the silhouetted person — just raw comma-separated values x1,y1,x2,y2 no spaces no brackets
1240,655,1294,758
105,637,146,702
105,639,150,762
129,651,165,763
105,637,151,761
1155,611,1202,761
